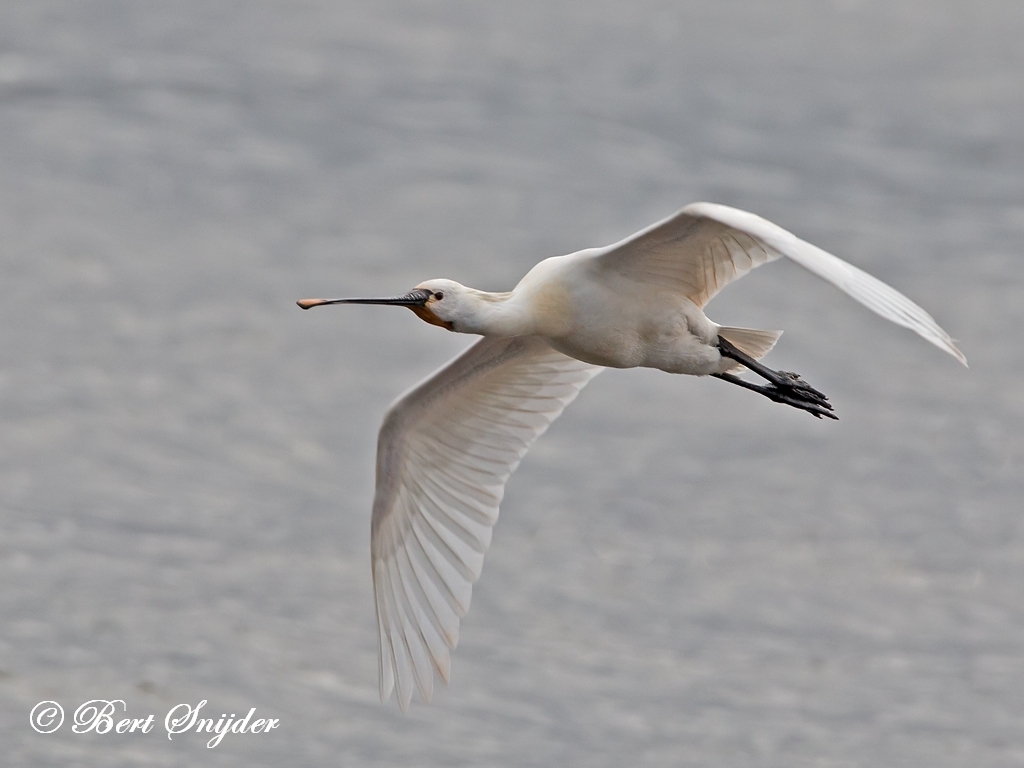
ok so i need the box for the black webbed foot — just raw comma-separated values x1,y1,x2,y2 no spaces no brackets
775,370,831,408
712,373,837,419
714,337,837,420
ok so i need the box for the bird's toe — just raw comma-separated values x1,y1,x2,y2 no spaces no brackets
776,371,830,404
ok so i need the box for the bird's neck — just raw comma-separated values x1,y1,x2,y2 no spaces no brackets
459,289,533,336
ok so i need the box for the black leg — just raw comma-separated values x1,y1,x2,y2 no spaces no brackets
715,338,837,420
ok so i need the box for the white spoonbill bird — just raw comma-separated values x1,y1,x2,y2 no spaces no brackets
298,202,966,711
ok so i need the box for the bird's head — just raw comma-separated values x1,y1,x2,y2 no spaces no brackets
405,279,470,331
296,278,474,332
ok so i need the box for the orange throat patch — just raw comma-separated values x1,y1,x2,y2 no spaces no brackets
409,304,454,331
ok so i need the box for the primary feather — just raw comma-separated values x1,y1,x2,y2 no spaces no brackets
370,335,601,710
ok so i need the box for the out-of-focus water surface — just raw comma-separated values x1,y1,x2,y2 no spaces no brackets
1,1,1022,765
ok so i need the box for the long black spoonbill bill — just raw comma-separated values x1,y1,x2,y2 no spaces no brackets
298,202,966,710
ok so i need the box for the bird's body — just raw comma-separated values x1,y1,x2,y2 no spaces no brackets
414,253,725,373
506,253,723,372
298,202,966,711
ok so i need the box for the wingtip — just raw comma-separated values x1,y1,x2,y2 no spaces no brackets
398,686,413,713
943,339,968,368
378,653,393,697
953,345,969,368
379,666,395,705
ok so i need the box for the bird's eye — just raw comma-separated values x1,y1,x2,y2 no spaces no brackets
434,291,444,301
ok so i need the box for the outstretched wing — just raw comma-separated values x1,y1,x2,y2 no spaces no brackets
370,335,602,710
592,202,966,365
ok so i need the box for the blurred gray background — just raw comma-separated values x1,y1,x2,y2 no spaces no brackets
1,1,1021,765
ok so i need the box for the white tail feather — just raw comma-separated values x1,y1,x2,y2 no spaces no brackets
717,326,783,373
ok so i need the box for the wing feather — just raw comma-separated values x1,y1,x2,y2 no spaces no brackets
394,543,451,680
592,202,966,365
370,335,602,709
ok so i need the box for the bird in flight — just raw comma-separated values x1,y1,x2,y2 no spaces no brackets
298,202,966,710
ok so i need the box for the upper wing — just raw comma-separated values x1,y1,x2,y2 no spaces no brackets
370,335,602,710
592,202,966,365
